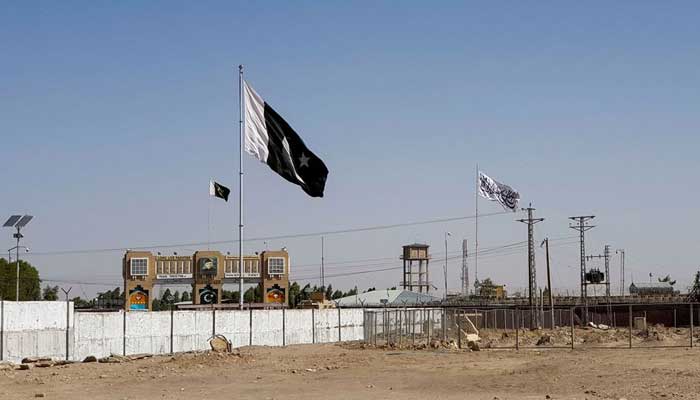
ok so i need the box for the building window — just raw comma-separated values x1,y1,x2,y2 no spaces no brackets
131,258,148,276
268,257,285,275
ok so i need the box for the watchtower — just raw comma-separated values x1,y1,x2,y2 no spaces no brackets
401,244,431,293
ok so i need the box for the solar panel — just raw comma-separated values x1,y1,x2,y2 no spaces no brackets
15,215,33,228
3,215,21,227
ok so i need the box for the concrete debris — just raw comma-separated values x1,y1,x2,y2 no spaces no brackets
18,364,33,370
83,356,97,363
209,335,232,353
467,341,480,351
22,357,51,364
536,335,554,346
35,361,54,368
588,322,610,330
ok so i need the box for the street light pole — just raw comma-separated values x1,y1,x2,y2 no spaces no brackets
7,245,29,302
444,232,451,300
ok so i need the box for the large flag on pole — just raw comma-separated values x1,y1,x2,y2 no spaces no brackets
243,80,329,197
478,171,520,211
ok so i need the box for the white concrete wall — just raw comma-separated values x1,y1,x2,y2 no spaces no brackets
74,311,122,360
1,304,365,362
1,301,73,363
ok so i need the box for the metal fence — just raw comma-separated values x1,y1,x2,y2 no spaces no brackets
361,303,699,350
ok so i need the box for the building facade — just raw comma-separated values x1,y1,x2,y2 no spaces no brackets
122,249,290,311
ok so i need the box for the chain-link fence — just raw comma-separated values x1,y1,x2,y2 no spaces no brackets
362,303,699,350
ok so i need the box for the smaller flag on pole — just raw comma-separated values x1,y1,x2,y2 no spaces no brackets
209,180,231,202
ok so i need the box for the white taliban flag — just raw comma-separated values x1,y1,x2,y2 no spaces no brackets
478,171,520,211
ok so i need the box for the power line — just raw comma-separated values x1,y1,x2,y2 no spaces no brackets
27,211,511,256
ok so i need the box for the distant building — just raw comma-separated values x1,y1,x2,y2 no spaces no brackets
474,279,506,299
123,249,290,311
629,282,674,296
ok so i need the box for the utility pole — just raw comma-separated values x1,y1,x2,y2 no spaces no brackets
616,249,625,296
461,239,469,296
569,215,595,324
517,204,544,329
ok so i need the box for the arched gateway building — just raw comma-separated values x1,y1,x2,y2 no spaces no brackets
122,249,290,311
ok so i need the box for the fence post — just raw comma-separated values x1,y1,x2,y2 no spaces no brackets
123,309,127,356
337,307,342,342
170,307,174,355
628,305,633,349
690,303,694,348
373,311,377,346
411,309,416,345
65,298,70,361
442,308,446,341
311,308,316,344
515,309,520,350
212,307,216,338
570,307,574,350
457,309,462,349
1,299,3,361
674,308,677,328
282,308,286,346
249,307,253,346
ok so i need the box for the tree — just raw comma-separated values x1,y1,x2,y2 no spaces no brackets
173,291,181,303
243,287,256,303
288,282,301,308
42,285,59,301
331,290,344,300
0,258,41,300
181,291,191,302
71,296,93,308
325,284,333,300
658,275,677,286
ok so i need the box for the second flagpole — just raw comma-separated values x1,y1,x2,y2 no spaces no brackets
238,65,244,308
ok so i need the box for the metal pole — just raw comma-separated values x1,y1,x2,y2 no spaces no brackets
238,64,244,308
0,298,3,360
123,308,126,356
15,232,20,302
311,308,316,344
373,311,377,346
515,309,520,350
411,309,415,345
475,164,478,286
628,305,633,349
61,288,72,361
282,308,286,346
170,306,174,354
545,238,554,329
321,236,325,290
570,307,574,350
690,303,694,348
444,232,449,299
337,307,342,342
457,309,462,349
249,307,253,346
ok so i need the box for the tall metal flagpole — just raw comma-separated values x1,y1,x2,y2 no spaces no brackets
474,164,479,289
238,65,244,308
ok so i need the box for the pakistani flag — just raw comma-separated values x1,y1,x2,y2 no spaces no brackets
209,180,230,201
243,80,329,197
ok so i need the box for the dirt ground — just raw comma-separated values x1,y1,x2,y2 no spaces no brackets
2,338,700,400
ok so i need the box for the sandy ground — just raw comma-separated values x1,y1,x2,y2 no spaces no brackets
1,340,700,400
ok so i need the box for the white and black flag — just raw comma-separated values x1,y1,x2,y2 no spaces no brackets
243,80,329,197
478,171,520,211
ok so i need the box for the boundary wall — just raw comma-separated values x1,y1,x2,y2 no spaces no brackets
0,302,363,363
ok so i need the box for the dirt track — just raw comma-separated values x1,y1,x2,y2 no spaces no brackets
1,340,699,400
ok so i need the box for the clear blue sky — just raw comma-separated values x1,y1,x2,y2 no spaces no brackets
2,1,699,298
